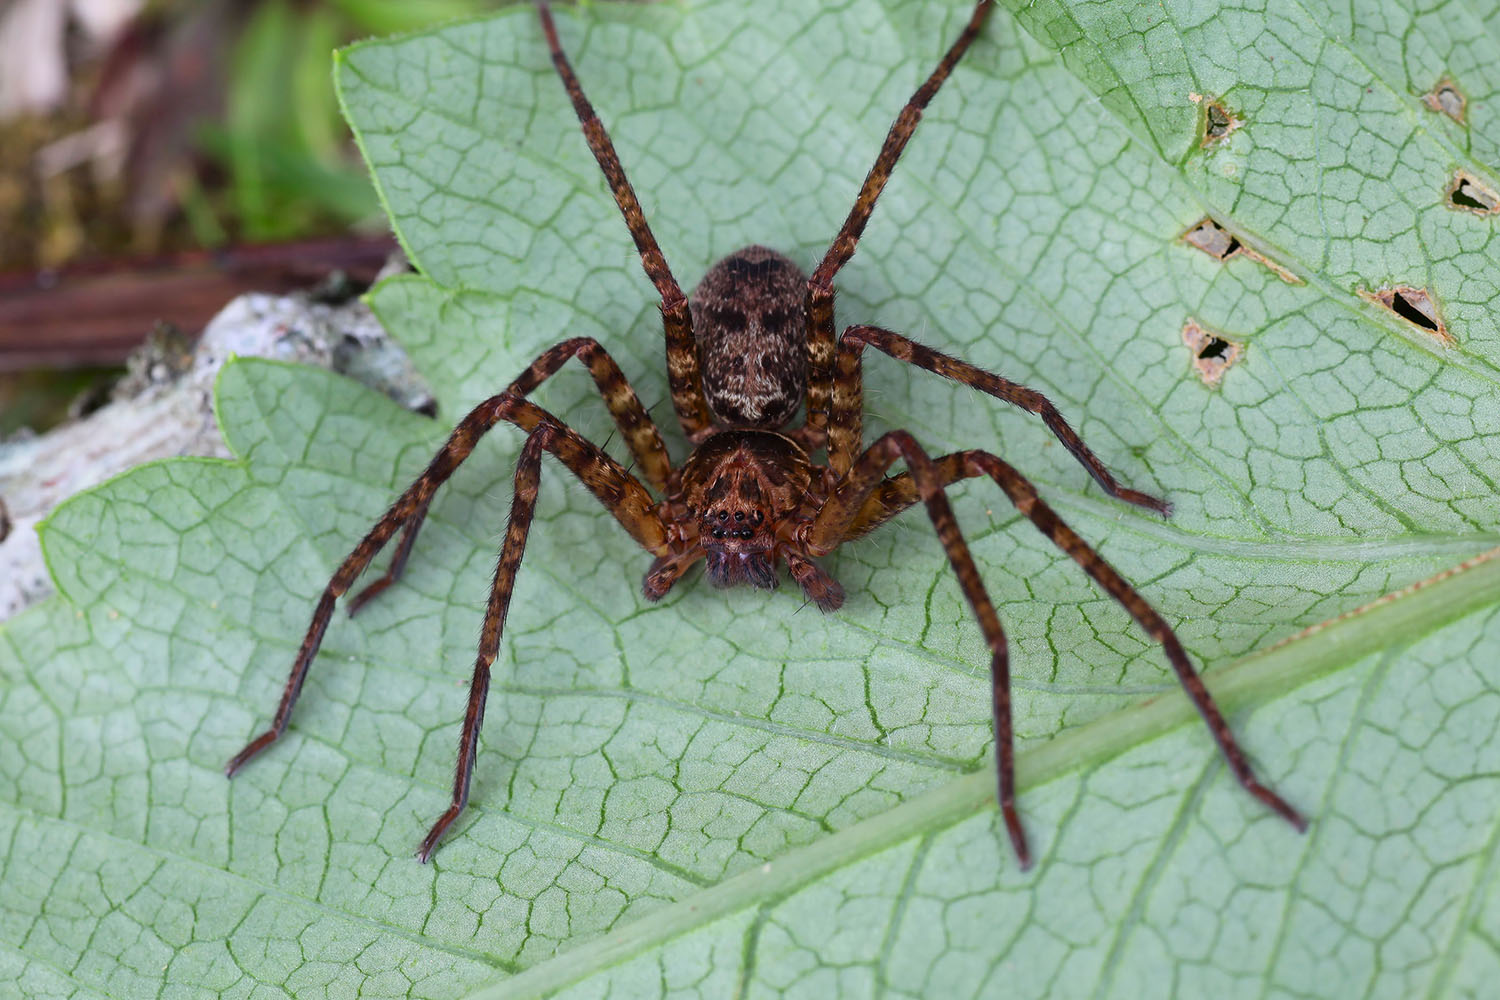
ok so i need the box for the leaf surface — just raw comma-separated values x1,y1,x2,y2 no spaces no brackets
3,1,1500,996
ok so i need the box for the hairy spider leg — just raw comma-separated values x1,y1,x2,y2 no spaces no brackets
828,324,1171,515
810,441,1308,867
642,546,705,602
346,494,433,615
801,0,994,448
225,396,669,808
782,548,845,612
344,337,673,614
837,452,976,542
504,337,674,493
536,2,714,441
805,429,1028,866
419,429,545,861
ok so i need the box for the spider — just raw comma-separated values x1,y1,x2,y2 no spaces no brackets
227,0,1305,868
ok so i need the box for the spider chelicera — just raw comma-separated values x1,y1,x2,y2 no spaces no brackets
227,0,1305,868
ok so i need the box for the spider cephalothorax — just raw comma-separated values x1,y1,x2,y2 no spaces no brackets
228,0,1304,869
677,428,812,592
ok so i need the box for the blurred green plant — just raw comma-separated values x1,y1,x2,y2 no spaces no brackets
202,0,505,242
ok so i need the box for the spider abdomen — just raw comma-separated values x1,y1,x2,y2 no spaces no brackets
690,245,807,428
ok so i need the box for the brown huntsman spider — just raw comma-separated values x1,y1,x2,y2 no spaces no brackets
227,0,1305,868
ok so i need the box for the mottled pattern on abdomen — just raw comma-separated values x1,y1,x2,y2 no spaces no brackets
690,245,807,429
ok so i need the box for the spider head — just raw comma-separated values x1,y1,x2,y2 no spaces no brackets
679,430,812,593
700,502,777,592
696,469,778,590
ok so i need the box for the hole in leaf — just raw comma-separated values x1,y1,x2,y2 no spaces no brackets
1191,96,1242,147
1178,217,1301,283
1359,286,1453,346
1448,171,1499,215
1391,291,1437,329
1422,78,1466,124
1182,219,1241,260
1181,319,1244,387
1197,338,1230,360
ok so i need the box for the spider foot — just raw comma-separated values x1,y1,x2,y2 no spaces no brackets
1250,779,1308,833
224,729,279,777
1001,802,1032,871
417,805,463,863
1118,487,1172,518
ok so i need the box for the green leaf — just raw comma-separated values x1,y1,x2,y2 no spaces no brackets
4,1,1500,997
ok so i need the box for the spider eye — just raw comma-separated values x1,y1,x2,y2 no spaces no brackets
734,511,745,522
717,511,728,521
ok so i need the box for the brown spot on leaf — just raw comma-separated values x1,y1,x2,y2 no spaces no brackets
1447,171,1499,215
1422,77,1466,124
1358,286,1453,347
1182,218,1241,260
1182,319,1244,387
1197,98,1242,147
1179,218,1301,283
